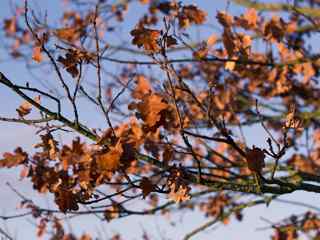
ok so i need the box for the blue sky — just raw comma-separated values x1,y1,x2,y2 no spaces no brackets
1,0,319,239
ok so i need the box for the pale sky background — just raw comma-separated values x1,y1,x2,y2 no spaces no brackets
0,0,320,239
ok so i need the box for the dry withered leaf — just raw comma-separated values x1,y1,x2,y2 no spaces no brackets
130,27,160,52
57,51,79,78
193,45,208,59
225,60,236,71
132,75,152,99
32,46,43,63
0,147,28,168
264,16,286,42
55,27,81,42
60,137,91,170
166,35,177,48
216,11,233,28
235,8,258,29
96,141,123,172
4,17,16,36
16,101,32,117
246,146,265,173
178,5,207,28
168,183,191,203
34,133,59,160
140,177,154,198
54,188,79,212
104,203,120,221
16,96,40,118
135,94,168,128
284,105,303,131
207,34,217,46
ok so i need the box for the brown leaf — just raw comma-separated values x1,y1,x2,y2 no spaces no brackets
16,95,39,118
96,141,123,171
0,147,28,168
60,137,91,170
166,35,177,48
216,11,233,28
140,177,154,198
130,27,160,52
132,75,152,99
55,27,81,42
54,188,79,212
16,101,32,118
135,94,168,128
246,147,265,173
32,46,43,63
235,8,258,29
4,17,17,36
168,183,191,203
178,5,207,28
284,105,303,131
193,46,208,59
57,51,79,78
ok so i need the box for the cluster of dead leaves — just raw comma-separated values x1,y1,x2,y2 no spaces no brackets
178,5,207,28
263,16,296,43
0,147,28,168
57,48,92,78
131,3,206,52
166,167,191,203
129,76,179,132
272,212,320,240
199,193,231,219
54,11,94,43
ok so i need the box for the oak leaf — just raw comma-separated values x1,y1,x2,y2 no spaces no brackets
54,189,79,212
16,101,32,118
284,105,303,131
55,27,81,42
246,146,265,173
235,8,258,29
57,51,79,78
168,183,191,203
132,75,152,99
32,46,43,63
178,5,207,28
96,141,123,172
225,60,236,71
130,27,160,52
0,147,28,168
135,94,168,128
140,177,154,198
216,11,233,28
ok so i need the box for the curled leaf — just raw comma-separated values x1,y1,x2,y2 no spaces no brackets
246,146,265,173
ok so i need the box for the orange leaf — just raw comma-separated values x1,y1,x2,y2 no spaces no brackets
168,183,191,203
130,27,160,52
32,46,43,63
16,96,40,118
0,147,28,168
178,5,207,28
55,27,79,42
132,75,152,99
16,101,32,117
96,141,123,171
136,94,168,127
216,11,233,28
